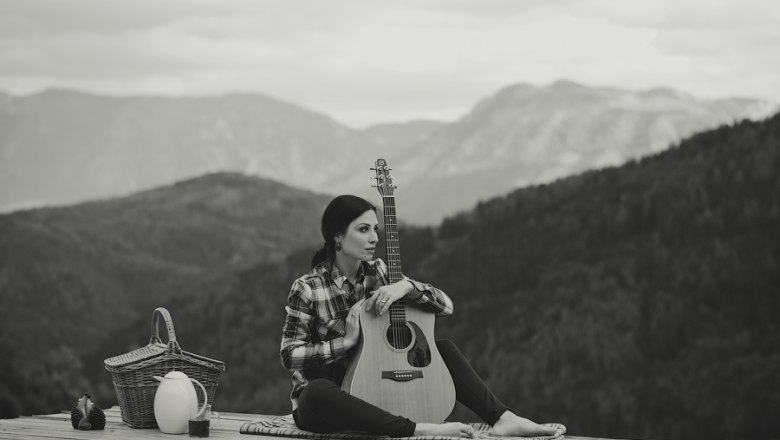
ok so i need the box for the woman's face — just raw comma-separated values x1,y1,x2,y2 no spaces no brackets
337,210,379,262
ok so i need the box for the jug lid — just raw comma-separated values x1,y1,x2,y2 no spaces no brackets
163,370,189,379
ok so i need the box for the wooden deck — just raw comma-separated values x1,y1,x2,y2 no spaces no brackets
0,406,271,440
0,406,600,440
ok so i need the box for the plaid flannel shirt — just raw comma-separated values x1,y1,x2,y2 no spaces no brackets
279,258,453,411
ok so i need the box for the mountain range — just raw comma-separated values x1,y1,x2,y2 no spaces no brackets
1,80,776,223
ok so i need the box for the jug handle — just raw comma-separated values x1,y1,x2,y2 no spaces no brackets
192,379,209,419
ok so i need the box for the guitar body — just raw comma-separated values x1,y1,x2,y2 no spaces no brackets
342,303,456,423
341,158,456,423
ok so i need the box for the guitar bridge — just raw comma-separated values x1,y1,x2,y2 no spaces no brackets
381,370,423,382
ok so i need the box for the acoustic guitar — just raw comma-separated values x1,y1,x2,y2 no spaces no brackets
341,158,456,423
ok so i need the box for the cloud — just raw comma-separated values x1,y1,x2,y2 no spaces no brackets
0,0,247,36
0,0,778,127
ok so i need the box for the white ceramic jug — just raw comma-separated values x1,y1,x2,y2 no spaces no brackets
153,371,208,434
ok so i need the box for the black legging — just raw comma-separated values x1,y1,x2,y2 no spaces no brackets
293,339,510,437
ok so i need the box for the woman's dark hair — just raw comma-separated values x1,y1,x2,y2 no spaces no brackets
311,195,376,268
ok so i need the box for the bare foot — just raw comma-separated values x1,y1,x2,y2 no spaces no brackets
415,422,475,438
491,411,558,437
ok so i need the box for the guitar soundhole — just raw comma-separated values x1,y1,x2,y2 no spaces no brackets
386,324,414,350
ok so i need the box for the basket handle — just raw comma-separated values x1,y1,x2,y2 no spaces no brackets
149,307,182,354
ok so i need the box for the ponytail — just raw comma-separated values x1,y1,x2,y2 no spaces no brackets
310,242,335,269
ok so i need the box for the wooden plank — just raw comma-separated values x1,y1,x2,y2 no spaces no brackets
0,406,260,440
0,406,610,440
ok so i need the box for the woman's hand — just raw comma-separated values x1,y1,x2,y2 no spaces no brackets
343,298,365,349
366,280,414,316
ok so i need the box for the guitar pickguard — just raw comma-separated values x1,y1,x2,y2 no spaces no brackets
407,322,432,367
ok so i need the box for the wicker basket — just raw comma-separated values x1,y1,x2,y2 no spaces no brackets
104,307,226,429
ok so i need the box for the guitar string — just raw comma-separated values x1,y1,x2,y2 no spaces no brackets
387,197,399,371
380,165,403,378
384,195,408,351
392,199,403,356
391,197,403,351
384,195,401,361
383,196,394,361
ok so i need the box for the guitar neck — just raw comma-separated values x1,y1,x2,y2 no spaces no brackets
382,195,403,283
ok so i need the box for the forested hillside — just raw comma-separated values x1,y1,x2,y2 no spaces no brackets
129,113,779,440
417,114,780,439
0,174,331,416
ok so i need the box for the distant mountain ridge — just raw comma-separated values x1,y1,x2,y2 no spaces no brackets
0,89,356,209
1,81,777,223
379,80,778,221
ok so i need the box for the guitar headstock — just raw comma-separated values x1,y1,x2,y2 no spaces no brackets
371,158,396,196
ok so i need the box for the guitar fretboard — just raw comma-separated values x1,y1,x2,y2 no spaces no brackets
383,195,408,326
383,195,403,284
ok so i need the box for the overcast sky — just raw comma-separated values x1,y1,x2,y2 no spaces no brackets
1,0,778,128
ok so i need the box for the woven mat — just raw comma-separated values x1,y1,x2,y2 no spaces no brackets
239,414,566,440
